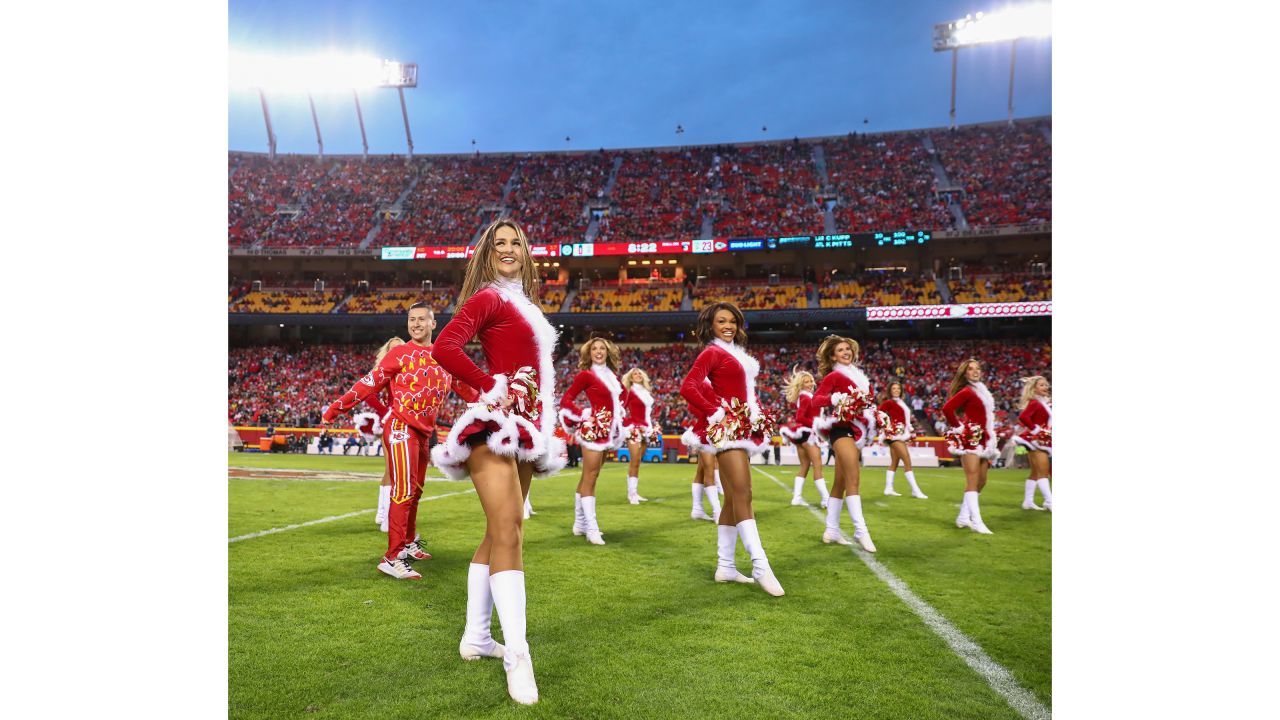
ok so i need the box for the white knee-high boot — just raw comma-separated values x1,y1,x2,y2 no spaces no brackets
843,495,877,552
735,519,784,596
489,570,538,704
964,490,992,534
1022,480,1044,510
821,497,851,545
460,563,504,659
884,470,902,496
1036,477,1053,510
703,483,721,520
904,470,926,499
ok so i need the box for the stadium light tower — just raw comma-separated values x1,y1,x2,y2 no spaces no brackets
230,51,418,159
933,3,1051,127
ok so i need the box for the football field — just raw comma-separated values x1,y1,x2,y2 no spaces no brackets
229,452,1051,719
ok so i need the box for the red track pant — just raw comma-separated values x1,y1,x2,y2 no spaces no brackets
384,418,429,561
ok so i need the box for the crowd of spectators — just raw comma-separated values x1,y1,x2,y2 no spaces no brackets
825,133,954,233
539,284,567,313
231,125,1049,249
378,156,519,246
229,290,345,314
571,285,683,313
712,142,825,238
340,287,454,314
817,271,942,308
262,159,415,248
596,148,715,244
930,124,1051,227
691,279,806,310
507,153,613,245
950,272,1052,303
231,339,1050,444
228,155,326,248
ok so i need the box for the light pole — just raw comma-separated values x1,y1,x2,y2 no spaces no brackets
257,88,277,160
932,4,1050,128
353,90,369,160
308,92,324,159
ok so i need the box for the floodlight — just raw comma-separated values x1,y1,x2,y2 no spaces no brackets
933,3,1051,51
931,3,1052,127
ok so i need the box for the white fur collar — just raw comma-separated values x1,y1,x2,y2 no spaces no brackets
833,362,870,391
591,363,622,398
711,338,760,412
970,382,995,434
628,383,653,407
895,398,911,415
488,278,560,437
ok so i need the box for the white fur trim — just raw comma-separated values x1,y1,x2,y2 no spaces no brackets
885,400,914,442
780,425,814,444
478,374,509,405
711,339,762,420
706,407,726,425
590,364,625,449
681,427,713,453
558,407,586,434
488,280,562,477
711,437,770,455
969,382,998,457
628,384,654,426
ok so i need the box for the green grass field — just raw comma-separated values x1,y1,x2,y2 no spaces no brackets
230,452,1050,719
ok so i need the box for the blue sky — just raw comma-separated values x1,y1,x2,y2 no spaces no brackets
228,0,1051,155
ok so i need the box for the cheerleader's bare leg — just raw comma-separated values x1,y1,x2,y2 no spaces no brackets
575,448,606,545
626,441,648,504
805,442,830,508
692,450,719,521
959,455,993,534
1028,450,1051,511
832,438,876,552
791,441,812,505
459,446,538,703
716,449,784,596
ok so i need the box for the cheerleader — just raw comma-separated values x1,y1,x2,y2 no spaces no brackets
780,369,830,508
877,381,928,499
559,337,625,545
1013,375,1052,511
367,337,404,531
680,302,783,596
620,367,660,505
680,378,723,522
430,218,565,705
810,335,879,552
941,358,998,534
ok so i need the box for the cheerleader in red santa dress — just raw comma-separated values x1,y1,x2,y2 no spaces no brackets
810,335,879,553
1013,375,1052,512
941,358,999,534
780,369,831,508
681,302,783,596
429,219,566,705
620,367,661,505
876,381,928,499
680,377,723,522
559,336,625,545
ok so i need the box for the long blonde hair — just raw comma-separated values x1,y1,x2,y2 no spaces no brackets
784,369,815,404
623,367,652,392
817,335,859,376
456,218,537,307
949,358,982,398
1018,375,1049,409
373,337,404,371
578,336,621,372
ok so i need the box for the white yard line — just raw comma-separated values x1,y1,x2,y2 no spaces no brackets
228,489,476,543
752,465,1050,720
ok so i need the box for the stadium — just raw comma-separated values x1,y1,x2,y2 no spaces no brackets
228,5,1052,720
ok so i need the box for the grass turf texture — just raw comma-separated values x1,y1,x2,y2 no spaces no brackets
230,453,1050,719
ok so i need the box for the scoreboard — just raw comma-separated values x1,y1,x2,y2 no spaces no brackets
381,230,930,261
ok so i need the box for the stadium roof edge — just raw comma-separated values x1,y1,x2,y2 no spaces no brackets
228,115,1051,161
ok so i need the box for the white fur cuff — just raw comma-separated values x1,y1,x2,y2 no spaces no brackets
706,407,726,425
478,374,509,405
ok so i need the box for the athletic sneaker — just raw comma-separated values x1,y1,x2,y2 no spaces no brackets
377,557,422,580
400,541,432,560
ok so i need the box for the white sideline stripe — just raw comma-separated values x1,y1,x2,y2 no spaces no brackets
752,466,1050,720
228,489,476,543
